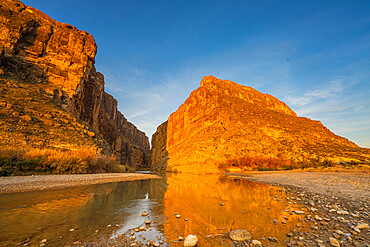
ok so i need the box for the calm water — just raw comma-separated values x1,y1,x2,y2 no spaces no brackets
0,174,307,246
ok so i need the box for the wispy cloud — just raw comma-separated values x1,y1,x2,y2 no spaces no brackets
284,76,357,108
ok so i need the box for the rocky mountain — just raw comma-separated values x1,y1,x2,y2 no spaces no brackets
0,0,149,168
151,75,370,173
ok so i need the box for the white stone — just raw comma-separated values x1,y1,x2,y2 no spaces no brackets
252,239,262,245
184,235,198,247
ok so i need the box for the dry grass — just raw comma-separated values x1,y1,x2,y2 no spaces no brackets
218,154,369,172
222,155,296,171
0,147,129,176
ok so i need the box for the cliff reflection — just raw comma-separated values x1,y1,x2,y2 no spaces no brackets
163,173,304,246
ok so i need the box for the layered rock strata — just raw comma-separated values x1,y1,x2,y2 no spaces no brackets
0,0,149,167
151,75,369,172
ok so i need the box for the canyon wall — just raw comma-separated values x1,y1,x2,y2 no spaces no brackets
151,75,369,172
150,121,168,171
0,0,149,167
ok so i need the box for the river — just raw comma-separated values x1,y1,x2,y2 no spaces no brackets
0,173,308,246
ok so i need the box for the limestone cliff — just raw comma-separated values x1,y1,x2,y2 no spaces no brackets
0,0,149,168
151,75,370,172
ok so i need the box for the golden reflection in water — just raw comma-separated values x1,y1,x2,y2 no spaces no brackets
163,173,305,246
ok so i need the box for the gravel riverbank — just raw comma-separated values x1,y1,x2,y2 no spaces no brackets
237,171,369,205
236,171,370,246
0,173,160,193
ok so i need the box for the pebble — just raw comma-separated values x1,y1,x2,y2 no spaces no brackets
141,212,149,216
149,240,160,246
184,235,198,247
332,233,340,239
139,227,146,231
145,220,151,224
252,239,262,246
294,210,305,215
268,237,277,242
176,214,181,218
336,210,349,215
220,203,224,206
355,223,369,229
329,237,340,246
229,229,252,241
315,215,323,221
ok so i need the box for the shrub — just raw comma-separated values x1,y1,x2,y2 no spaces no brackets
220,155,295,171
0,147,122,176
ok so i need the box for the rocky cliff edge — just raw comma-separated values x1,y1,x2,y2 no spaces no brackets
0,0,149,168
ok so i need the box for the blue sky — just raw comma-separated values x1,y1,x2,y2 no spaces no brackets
23,0,370,147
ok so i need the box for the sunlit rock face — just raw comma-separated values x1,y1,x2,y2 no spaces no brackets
151,75,368,172
0,0,96,96
0,0,149,167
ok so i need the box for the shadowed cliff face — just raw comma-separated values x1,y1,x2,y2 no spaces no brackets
0,0,149,168
151,75,369,173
